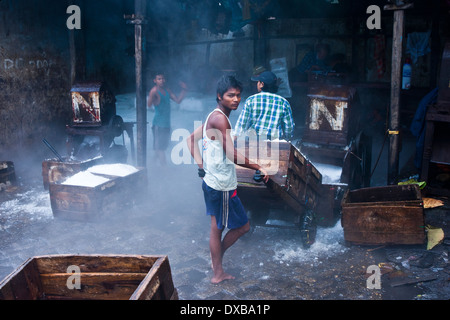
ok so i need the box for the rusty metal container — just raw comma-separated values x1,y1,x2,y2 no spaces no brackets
70,82,116,127
341,184,425,245
0,254,177,300
49,165,147,221
302,85,358,147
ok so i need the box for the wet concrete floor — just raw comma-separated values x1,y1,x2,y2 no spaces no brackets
1,94,449,300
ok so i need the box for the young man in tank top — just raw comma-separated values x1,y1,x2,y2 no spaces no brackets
147,71,187,166
187,75,269,284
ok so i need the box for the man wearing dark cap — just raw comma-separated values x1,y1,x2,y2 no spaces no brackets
234,71,295,140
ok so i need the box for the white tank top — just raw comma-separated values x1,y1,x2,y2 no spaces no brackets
202,108,237,191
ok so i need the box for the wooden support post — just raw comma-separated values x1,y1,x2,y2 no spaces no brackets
133,0,147,167
384,2,413,185
67,0,86,85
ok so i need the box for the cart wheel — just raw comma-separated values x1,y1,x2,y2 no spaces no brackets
300,209,317,248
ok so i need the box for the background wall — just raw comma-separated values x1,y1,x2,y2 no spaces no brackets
0,0,448,162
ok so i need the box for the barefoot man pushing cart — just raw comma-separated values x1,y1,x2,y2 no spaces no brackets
187,75,269,284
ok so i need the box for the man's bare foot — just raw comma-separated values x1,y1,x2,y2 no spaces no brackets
211,272,235,284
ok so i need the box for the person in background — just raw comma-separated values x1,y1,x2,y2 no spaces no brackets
147,71,187,166
296,43,331,75
234,71,295,141
187,75,269,284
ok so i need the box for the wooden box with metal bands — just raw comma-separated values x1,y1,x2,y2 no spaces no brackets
49,166,147,221
341,184,425,245
0,254,177,300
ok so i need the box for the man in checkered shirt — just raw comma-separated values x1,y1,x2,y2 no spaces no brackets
234,71,295,141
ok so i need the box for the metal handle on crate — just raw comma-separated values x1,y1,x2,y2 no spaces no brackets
42,139,64,162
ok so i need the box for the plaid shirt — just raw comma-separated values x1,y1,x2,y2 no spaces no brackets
234,92,295,140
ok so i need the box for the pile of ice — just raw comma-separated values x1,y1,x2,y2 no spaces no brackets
0,189,53,230
88,163,138,177
273,221,348,264
312,162,344,185
62,163,139,187
62,171,110,187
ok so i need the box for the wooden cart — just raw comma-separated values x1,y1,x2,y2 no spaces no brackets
235,139,322,247
0,254,178,300
296,81,372,227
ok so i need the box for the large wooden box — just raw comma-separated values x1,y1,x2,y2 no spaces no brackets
303,85,358,147
0,254,177,300
42,156,104,190
70,82,116,127
341,185,425,245
235,140,322,213
49,165,147,221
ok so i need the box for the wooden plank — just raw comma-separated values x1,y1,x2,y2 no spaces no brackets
390,275,437,287
131,256,176,300
316,184,340,227
344,231,425,245
35,254,158,274
40,272,147,300
342,206,424,232
343,185,421,204
0,258,42,300
387,8,405,184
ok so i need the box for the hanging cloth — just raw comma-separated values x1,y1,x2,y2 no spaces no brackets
406,31,431,64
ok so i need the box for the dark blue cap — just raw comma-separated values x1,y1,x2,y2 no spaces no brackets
250,71,277,85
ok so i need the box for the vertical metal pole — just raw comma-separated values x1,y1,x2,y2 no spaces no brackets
135,0,147,167
387,9,404,185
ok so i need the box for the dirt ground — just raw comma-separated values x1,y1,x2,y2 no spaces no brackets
0,161,449,301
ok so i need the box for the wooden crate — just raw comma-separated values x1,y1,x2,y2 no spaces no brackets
86,164,148,203
235,140,322,215
341,185,425,245
42,156,104,190
49,166,147,221
49,176,118,221
0,254,178,300
303,85,358,147
0,161,16,186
